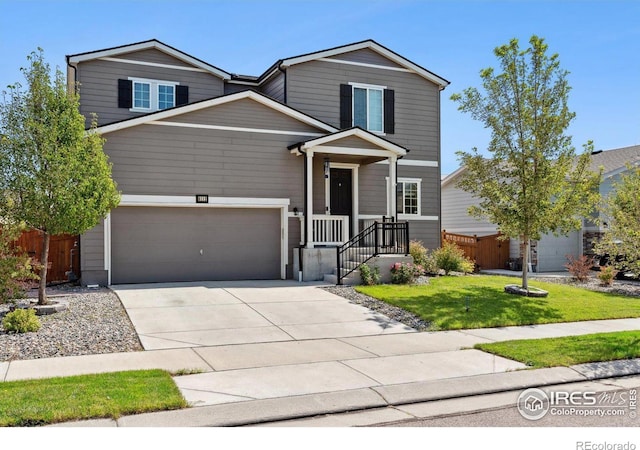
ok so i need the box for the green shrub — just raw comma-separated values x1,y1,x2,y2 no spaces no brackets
409,240,438,275
359,263,380,286
390,262,423,284
597,266,617,286
2,308,41,333
0,225,40,303
434,241,475,275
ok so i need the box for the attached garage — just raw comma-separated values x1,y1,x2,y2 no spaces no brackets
110,205,283,284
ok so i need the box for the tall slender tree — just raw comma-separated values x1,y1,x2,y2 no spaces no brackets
0,49,120,304
451,35,600,291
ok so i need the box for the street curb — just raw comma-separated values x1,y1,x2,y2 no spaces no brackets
55,360,640,427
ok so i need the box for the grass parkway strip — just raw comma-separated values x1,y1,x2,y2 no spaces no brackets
474,330,640,369
0,369,187,427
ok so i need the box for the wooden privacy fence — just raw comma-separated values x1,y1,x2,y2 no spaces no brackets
441,230,510,271
13,230,80,283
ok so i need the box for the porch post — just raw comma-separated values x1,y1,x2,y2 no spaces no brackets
306,151,314,248
389,155,397,221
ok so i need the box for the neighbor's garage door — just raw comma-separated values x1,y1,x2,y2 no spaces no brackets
111,207,281,284
536,231,581,272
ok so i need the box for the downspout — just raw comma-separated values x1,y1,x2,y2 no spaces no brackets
278,64,287,104
66,55,78,95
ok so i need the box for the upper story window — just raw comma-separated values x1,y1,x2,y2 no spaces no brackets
118,78,189,112
396,178,421,216
340,83,394,134
352,84,384,133
130,77,178,112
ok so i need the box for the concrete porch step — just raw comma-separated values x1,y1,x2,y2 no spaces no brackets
324,271,360,285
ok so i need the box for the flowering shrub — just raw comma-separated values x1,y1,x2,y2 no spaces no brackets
433,241,475,275
390,262,423,284
409,240,438,275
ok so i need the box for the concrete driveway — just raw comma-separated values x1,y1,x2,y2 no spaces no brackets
111,280,527,409
113,280,415,350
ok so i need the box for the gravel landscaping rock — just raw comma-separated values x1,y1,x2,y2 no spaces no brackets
324,285,431,331
0,285,142,362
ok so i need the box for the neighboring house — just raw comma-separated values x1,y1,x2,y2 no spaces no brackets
441,145,640,272
66,39,449,285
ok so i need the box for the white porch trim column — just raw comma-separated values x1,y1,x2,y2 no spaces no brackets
306,150,314,248
388,155,397,220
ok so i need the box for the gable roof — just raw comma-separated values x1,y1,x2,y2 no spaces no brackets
590,145,640,178
67,39,231,80
288,126,408,157
278,39,450,89
95,90,337,135
442,144,640,188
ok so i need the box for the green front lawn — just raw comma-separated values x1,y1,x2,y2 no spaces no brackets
475,330,640,368
0,369,187,427
356,275,640,330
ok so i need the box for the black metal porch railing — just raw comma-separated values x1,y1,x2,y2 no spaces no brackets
336,220,410,285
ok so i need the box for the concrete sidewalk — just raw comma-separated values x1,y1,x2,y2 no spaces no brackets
2,317,640,427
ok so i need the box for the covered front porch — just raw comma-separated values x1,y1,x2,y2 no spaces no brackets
289,127,408,248
288,127,410,282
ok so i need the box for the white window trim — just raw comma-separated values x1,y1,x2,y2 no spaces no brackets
128,77,179,112
395,177,422,217
349,82,386,135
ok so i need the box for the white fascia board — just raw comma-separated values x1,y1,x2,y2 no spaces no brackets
96,91,336,135
441,166,466,187
311,146,396,158
376,159,438,167
302,128,406,156
281,41,449,88
120,194,289,208
69,41,230,80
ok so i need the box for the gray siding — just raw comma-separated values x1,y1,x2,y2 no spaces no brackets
100,99,323,203
441,180,498,236
117,48,194,67
260,72,285,102
224,83,253,95
80,219,104,271
80,219,107,286
166,98,320,133
286,56,441,161
76,49,224,127
332,48,404,68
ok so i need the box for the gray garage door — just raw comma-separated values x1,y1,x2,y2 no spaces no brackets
111,207,281,284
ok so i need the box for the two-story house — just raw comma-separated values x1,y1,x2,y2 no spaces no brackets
66,39,449,285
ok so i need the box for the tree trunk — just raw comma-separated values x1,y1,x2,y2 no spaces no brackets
521,236,529,292
38,232,50,305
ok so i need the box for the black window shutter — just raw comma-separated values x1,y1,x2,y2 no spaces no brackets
176,85,189,106
384,89,395,134
118,79,132,109
340,84,352,129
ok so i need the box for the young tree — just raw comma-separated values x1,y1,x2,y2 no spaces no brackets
595,165,640,276
0,49,120,304
450,35,600,291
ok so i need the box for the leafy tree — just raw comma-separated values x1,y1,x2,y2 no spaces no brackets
595,165,640,276
0,49,119,304
450,36,600,291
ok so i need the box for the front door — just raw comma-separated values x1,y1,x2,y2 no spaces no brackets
330,168,353,227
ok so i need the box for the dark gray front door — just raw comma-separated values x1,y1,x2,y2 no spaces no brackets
330,168,352,223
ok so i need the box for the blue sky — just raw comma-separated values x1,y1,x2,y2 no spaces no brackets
1,0,639,175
